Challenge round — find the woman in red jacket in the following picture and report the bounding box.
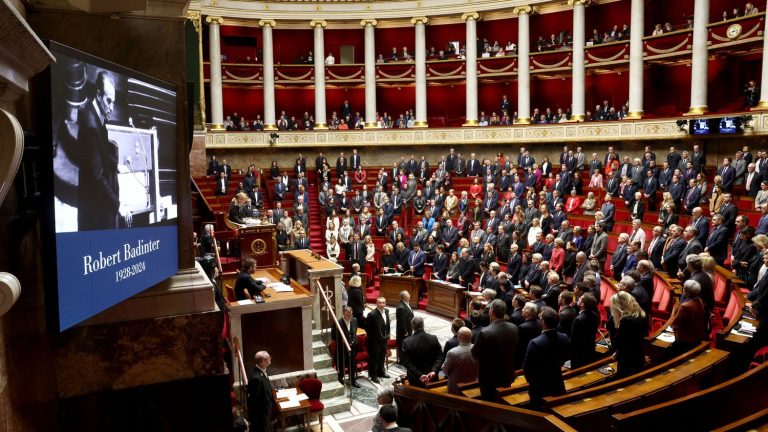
[550,237,565,274]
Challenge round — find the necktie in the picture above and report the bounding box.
[648,237,657,254]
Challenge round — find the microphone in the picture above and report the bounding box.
[128,116,151,207]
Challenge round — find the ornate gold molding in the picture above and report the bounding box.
[567,0,592,6]
[512,5,538,16]
[205,16,223,25]
[310,19,327,28]
[461,12,480,21]
[360,19,378,27]
[187,10,202,33]
[259,19,276,27]
[411,16,429,25]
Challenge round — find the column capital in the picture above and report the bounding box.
[360,19,378,27]
[461,12,480,21]
[512,5,538,16]
[258,19,276,28]
[411,16,429,25]
[187,11,202,33]
[567,0,592,6]
[205,16,223,25]
[310,20,327,28]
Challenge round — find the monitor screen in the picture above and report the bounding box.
[46,42,179,330]
[689,119,712,135]
[718,116,741,134]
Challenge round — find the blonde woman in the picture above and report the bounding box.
[610,291,648,378]
[527,217,543,246]
[698,253,716,284]
[326,233,340,262]
[291,221,305,243]
[365,235,376,266]
[325,221,338,244]
[381,243,397,273]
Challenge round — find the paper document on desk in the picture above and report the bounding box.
[656,332,676,343]
[255,277,271,284]
[289,393,309,402]
[276,388,297,399]
[267,282,294,293]
[235,300,254,306]
[279,400,301,409]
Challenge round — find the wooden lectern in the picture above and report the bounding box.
[379,274,422,307]
[238,224,279,269]
[425,279,467,318]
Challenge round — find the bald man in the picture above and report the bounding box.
[440,327,478,395]
[247,351,275,431]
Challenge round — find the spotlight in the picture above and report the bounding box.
[675,119,687,132]
[269,132,279,145]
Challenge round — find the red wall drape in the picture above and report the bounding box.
[376,27,416,58]
[272,29,314,64]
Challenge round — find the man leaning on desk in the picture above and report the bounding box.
[235,258,266,300]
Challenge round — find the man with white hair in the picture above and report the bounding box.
[619,275,651,317]
[516,302,542,369]
[400,316,442,387]
[669,280,707,354]
[610,233,630,276]
[247,351,275,430]
[636,260,655,299]
[542,272,562,310]
[628,219,646,250]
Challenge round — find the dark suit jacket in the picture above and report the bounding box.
[471,320,520,397]
[331,317,358,358]
[77,102,120,230]
[366,307,391,345]
[706,226,729,264]
[677,239,703,273]
[558,305,578,337]
[396,301,415,342]
[516,319,542,368]
[247,366,275,424]
[401,330,442,386]
[523,330,569,406]
[234,270,264,300]
[613,316,648,376]
[570,310,600,368]
[662,237,686,276]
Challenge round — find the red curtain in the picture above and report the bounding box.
[273,29,314,64]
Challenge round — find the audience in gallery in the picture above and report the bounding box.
[208,140,768,406]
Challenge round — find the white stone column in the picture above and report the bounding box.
[569,1,587,121]
[757,0,768,108]
[259,19,277,130]
[206,16,224,130]
[686,0,709,115]
[361,19,378,128]
[513,6,534,124]
[311,20,328,129]
[462,12,480,126]
[412,16,429,127]
[627,0,645,118]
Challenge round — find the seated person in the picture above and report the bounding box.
[234,258,265,300]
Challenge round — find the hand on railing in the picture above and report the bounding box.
[315,280,352,353]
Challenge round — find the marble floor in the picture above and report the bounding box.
[329,306,455,432]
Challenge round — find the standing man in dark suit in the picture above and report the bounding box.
[400,316,442,387]
[432,245,449,280]
[690,207,710,246]
[717,193,738,236]
[705,214,729,266]
[408,243,426,277]
[77,71,123,230]
[643,169,659,211]
[367,297,391,383]
[676,226,703,278]
[247,351,275,431]
[718,158,735,192]
[350,148,361,171]
[336,152,348,177]
[523,307,569,408]
[207,155,219,175]
[471,299,519,401]
[332,307,361,387]
[395,291,415,361]
[646,225,666,269]
[600,195,616,232]
[570,293,600,368]
[662,225,686,276]
[691,144,706,173]
[745,163,762,197]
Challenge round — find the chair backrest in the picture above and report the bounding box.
[723,290,740,322]
[299,378,323,400]
[224,284,236,302]
[713,274,728,305]
[652,276,664,306]
[656,287,672,313]
[356,333,367,352]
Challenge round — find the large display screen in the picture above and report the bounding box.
[47,42,178,330]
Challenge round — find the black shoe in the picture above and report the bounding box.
[370,377,381,384]
[381,373,391,379]
[351,381,361,388]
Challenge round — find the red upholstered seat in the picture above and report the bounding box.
[298,378,325,431]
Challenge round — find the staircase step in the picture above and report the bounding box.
[322,395,352,416]
[314,353,333,369]
[319,379,346,399]
[315,366,339,384]
[313,340,329,356]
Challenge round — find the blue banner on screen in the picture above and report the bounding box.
[56,226,178,330]
[47,42,179,331]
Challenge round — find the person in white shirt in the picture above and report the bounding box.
[628,219,646,250]
[325,53,336,65]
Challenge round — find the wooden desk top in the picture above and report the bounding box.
[227,268,311,315]
[283,249,342,271]
[501,361,617,406]
[551,348,729,418]
[275,388,311,414]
